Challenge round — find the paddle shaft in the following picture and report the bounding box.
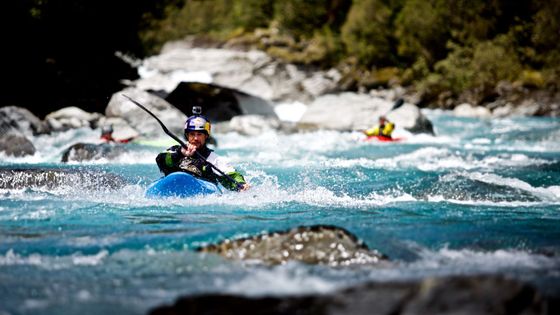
[122,94,242,189]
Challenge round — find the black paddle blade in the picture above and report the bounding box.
[393,98,405,110]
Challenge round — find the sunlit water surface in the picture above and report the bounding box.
[1,110,559,315]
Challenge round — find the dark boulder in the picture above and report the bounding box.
[61,143,130,163]
[150,275,555,315]
[0,107,40,157]
[164,82,277,122]
[197,225,387,266]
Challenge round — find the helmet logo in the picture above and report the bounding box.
[190,117,206,129]
[185,116,211,136]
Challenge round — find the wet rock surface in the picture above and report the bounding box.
[0,133,36,157]
[0,106,46,157]
[60,143,130,163]
[150,275,557,315]
[196,225,387,266]
[0,168,127,190]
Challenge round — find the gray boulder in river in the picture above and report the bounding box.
[0,168,127,190]
[60,143,130,163]
[0,106,48,157]
[197,225,387,266]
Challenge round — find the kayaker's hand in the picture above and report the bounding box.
[181,143,197,157]
[239,183,250,191]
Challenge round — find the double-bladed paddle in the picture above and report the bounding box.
[383,98,405,116]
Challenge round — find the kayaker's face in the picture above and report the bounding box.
[187,131,207,148]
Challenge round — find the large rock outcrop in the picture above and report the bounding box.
[133,40,340,104]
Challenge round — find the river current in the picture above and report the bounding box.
[1,110,559,315]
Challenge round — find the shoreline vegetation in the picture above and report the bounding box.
[4,0,560,117]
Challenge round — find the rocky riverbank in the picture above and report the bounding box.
[1,39,558,159]
[1,40,437,159]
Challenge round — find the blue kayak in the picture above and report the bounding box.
[145,172,220,198]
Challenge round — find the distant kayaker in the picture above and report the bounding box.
[100,124,135,143]
[363,116,395,139]
[155,115,249,191]
[100,125,115,142]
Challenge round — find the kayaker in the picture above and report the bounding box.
[100,124,135,143]
[100,125,115,142]
[363,116,395,139]
[155,115,249,191]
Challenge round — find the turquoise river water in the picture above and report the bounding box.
[1,110,559,314]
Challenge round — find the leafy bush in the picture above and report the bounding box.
[341,0,394,67]
[395,0,450,65]
[416,35,523,103]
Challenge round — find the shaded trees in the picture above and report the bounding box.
[4,0,559,114]
[1,0,177,116]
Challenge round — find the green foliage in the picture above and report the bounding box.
[274,0,343,39]
[529,0,560,85]
[232,0,275,31]
[140,0,236,52]
[341,0,394,66]
[419,34,522,102]
[446,0,500,44]
[311,26,345,66]
[395,0,450,64]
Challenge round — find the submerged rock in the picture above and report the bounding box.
[60,143,130,163]
[0,168,127,190]
[150,275,553,315]
[197,225,387,266]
